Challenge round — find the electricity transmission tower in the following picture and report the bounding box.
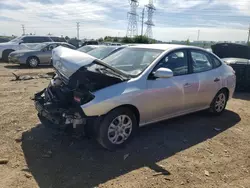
[126,0,139,37]
[145,0,155,39]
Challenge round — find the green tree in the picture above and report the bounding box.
[113,37,118,42]
[65,36,70,40]
[186,39,190,45]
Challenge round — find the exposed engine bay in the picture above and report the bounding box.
[33,61,126,130]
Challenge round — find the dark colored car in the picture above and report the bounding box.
[81,40,98,46]
[211,43,250,59]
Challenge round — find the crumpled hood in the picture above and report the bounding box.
[52,46,102,78]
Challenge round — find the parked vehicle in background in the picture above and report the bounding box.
[34,44,236,150]
[211,43,250,59]
[0,35,68,62]
[8,42,75,67]
[68,38,82,48]
[81,40,98,46]
[222,58,250,91]
[0,37,11,43]
[87,45,125,59]
[49,36,67,43]
[77,45,100,53]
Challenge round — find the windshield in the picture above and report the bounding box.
[78,46,95,53]
[9,36,22,43]
[102,48,163,76]
[32,43,48,50]
[87,46,118,59]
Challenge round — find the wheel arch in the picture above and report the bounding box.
[218,87,229,100]
[108,104,140,125]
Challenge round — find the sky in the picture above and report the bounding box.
[0,0,250,42]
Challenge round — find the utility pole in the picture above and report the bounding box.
[141,7,145,36]
[21,24,25,35]
[247,24,250,45]
[76,22,80,39]
[197,29,200,41]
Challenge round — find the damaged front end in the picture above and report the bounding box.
[33,46,128,132]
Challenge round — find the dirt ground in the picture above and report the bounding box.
[0,62,249,188]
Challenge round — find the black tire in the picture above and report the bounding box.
[209,89,228,115]
[96,107,138,151]
[27,56,39,68]
[2,49,14,62]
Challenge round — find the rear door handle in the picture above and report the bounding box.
[184,83,192,88]
[214,78,220,82]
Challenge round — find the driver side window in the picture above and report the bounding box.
[154,50,188,76]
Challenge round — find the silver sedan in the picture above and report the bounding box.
[8,42,75,67]
[34,44,236,150]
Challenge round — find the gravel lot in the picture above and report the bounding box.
[0,62,249,188]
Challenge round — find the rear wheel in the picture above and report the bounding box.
[209,90,228,115]
[27,57,39,68]
[97,107,138,150]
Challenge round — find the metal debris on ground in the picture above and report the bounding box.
[0,158,9,164]
[205,170,210,176]
[11,72,52,81]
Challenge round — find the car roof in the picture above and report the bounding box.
[128,44,204,51]
[42,42,71,45]
[21,35,52,38]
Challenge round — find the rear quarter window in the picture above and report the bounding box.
[211,55,222,68]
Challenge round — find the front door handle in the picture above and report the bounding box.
[184,83,192,88]
[214,78,220,82]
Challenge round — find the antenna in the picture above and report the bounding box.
[145,0,156,39]
[126,0,139,37]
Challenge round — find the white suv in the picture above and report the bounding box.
[0,35,65,61]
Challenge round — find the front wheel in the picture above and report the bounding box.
[209,90,228,115]
[97,107,138,151]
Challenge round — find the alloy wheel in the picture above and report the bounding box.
[107,115,133,145]
[215,93,226,112]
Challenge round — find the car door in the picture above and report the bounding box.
[40,44,58,64]
[145,49,194,123]
[188,49,222,110]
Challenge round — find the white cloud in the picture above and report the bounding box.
[0,0,249,41]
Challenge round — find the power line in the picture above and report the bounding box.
[76,22,80,39]
[126,0,139,37]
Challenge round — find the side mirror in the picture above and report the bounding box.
[19,40,23,44]
[153,68,173,78]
